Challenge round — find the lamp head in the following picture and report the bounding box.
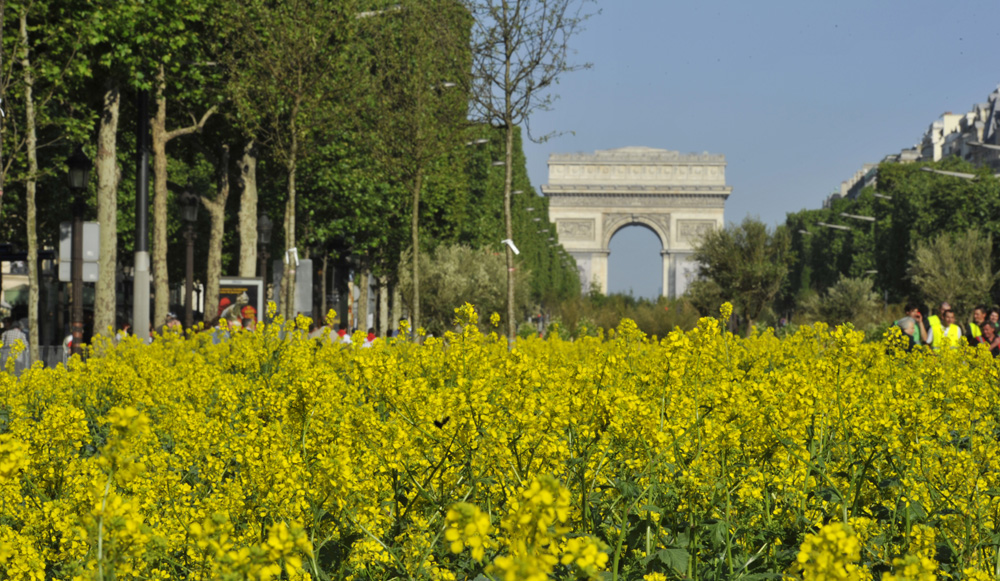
[258,214,273,245]
[66,147,91,191]
[180,188,199,224]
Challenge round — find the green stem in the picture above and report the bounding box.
[97,476,112,580]
[725,451,733,577]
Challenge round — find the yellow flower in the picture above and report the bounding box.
[794,523,863,580]
[444,502,494,561]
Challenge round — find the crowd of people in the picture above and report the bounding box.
[101,299,386,350]
[896,301,1000,355]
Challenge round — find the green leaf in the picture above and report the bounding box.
[656,548,690,574]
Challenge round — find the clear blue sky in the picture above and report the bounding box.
[523,0,1000,299]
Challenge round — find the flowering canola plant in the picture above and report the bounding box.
[2,302,1000,580]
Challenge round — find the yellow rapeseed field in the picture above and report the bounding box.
[2,303,1000,580]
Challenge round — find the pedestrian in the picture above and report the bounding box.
[164,312,182,332]
[972,321,1000,356]
[116,321,131,342]
[930,308,962,350]
[896,316,917,352]
[63,335,72,357]
[335,324,352,345]
[967,304,988,344]
[362,327,377,348]
[927,301,950,348]
[899,304,928,346]
[1,318,28,366]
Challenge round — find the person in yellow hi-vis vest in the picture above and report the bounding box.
[930,308,962,350]
[927,301,949,348]
[968,305,987,344]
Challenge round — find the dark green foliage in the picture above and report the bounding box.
[0,0,579,339]
[694,217,793,334]
[786,158,1000,315]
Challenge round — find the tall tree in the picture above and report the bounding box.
[87,1,128,339]
[12,0,95,359]
[84,0,224,335]
[465,0,594,342]
[93,83,118,337]
[694,217,793,336]
[0,0,6,221]
[149,62,216,327]
[362,0,469,335]
[223,0,359,320]
[17,7,37,359]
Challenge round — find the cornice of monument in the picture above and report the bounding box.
[541,184,733,195]
[548,147,727,165]
[546,193,729,208]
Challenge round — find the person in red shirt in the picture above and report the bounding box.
[972,321,1000,357]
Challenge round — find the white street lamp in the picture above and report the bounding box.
[839,212,875,222]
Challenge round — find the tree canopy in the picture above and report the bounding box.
[0,0,581,343]
[693,216,793,335]
[785,157,1000,317]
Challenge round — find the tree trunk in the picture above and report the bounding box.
[237,140,258,277]
[504,122,516,344]
[281,102,300,321]
[391,282,401,334]
[201,145,230,323]
[0,0,7,223]
[410,169,423,335]
[94,84,120,338]
[19,10,37,364]
[150,64,216,328]
[378,276,388,338]
[150,66,170,328]
[358,265,369,332]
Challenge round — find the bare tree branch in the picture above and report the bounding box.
[165,105,217,142]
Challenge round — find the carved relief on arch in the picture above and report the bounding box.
[676,220,716,243]
[556,219,595,241]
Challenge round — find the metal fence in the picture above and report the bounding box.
[0,346,67,375]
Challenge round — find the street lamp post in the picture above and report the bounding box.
[180,188,199,328]
[67,147,91,357]
[258,214,273,301]
[134,90,151,342]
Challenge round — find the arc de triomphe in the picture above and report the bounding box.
[542,147,731,298]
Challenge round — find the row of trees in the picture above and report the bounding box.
[689,157,1000,335]
[0,0,592,357]
[786,158,1000,316]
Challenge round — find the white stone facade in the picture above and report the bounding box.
[542,147,731,298]
[917,86,1000,169]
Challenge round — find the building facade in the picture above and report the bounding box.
[830,86,1000,207]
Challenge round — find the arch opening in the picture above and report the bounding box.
[606,224,664,299]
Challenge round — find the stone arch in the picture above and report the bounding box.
[601,213,671,252]
[542,147,731,298]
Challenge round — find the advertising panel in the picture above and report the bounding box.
[217,277,264,322]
